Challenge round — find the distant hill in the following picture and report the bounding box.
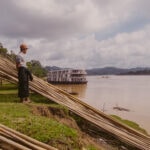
[86,67,150,75]
[45,66,62,71]
[45,66,150,75]
[119,69,150,75]
[86,67,126,75]
[45,66,71,71]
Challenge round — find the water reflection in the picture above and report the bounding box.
[53,84,87,98]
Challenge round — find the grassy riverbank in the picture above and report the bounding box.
[0,82,103,149]
[111,115,148,135]
[0,82,148,149]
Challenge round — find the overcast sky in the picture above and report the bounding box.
[0,0,150,69]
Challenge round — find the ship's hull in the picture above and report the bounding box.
[48,81,88,84]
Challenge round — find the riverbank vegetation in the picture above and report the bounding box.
[0,81,148,149]
[111,115,148,135]
[0,82,104,150]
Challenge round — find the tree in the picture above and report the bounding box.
[27,60,47,77]
[0,43,3,48]
[0,47,8,56]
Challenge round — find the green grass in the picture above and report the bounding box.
[0,89,17,94]
[0,82,17,90]
[0,103,78,145]
[0,93,19,102]
[0,82,54,103]
[111,115,148,135]
[0,82,83,149]
[86,145,97,150]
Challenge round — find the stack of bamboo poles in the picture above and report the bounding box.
[0,55,150,150]
[0,124,57,150]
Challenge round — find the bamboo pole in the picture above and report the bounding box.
[0,135,32,150]
[0,124,57,150]
[0,129,46,150]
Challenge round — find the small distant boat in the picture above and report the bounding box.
[102,76,109,78]
[113,106,130,112]
[47,69,88,84]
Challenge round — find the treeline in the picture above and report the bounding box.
[0,43,16,61]
[27,60,47,77]
[0,43,47,78]
[119,70,150,75]
[86,67,150,75]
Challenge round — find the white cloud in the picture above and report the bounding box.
[0,0,150,68]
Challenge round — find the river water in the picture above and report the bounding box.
[54,75,150,134]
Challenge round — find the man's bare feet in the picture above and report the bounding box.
[23,98,31,103]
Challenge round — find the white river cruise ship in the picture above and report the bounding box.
[47,69,87,84]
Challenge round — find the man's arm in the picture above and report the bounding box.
[16,62,21,70]
[25,68,33,81]
[16,55,22,70]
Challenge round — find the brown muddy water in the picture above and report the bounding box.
[53,75,150,134]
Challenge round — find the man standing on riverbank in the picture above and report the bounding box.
[16,43,33,103]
